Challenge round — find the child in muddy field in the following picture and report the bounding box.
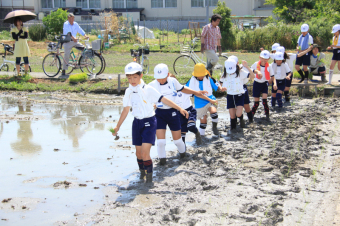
[276,46,295,102]
[250,50,271,120]
[270,52,291,109]
[220,59,255,131]
[149,63,211,166]
[227,55,254,123]
[168,73,218,146]
[187,63,225,136]
[111,62,188,183]
[295,24,313,83]
[326,24,340,85]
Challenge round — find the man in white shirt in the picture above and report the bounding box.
[61,13,88,76]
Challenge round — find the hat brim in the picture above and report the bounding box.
[226,68,236,74]
[125,70,142,75]
[192,69,210,77]
[275,58,284,61]
[154,73,168,79]
[301,29,308,32]
[332,30,337,33]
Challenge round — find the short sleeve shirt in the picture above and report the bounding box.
[251,62,271,83]
[333,36,340,49]
[201,24,222,51]
[220,69,249,95]
[270,63,291,80]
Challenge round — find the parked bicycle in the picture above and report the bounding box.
[173,37,228,77]
[130,44,150,75]
[42,34,104,77]
[0,43,31,75]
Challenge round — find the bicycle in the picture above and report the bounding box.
[130,43,150,75]
[42,34,104,77]
[0,43,32,75]
[173,37,228,77]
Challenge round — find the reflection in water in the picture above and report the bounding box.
[10,103,41,155]
[0,123,3,139]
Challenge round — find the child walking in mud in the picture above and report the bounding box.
[111,62,188,183]
[169,74,218,145]
[276,46,295,102]
[187,63,225,136]
[295,24,313,83]
[220,59,254,130]
[270,52,291,109]
[227,55,254,123]
[250,50,271,120]
[326,24,340,85]
[149,64,211,166]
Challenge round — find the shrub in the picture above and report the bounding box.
[69,73,88,83]
[180,29,191,35]
[0,30,11,40]
[42,9,68,35]
[29,24,47,41]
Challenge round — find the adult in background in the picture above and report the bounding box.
[11,17,30,76]
[298,44,326,82]
[62,13,88,76]
[201,14,222,76]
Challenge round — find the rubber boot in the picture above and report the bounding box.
[139,169,146,180]
[159,158,166,165]
[195,131,202,145]
[321,74,327,82]
[146,172,153,183]
[266,113,270,121]
[247,112,253,123]
[180,152,186,158]
[212,122,219,135]
[239,116,246,128]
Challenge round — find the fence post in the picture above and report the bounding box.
[118,74,121,93]
[177,19,179,43]
[167,20,168,44]
[144,19,146,44]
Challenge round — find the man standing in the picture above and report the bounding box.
[201,14,222,76]
[61,13,88,76]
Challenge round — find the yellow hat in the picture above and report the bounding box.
[192,63,210,77]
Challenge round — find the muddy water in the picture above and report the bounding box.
[0,94,193,225]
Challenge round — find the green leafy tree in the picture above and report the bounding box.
[212,1,233,49]
[42,9,68,35]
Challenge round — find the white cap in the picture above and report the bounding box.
[224,59,237,74]
[260,50,270,59]
[154,63,169,79]
[301,24,309,32]
[276,46,285,53]
[228,55,238,64]
[272,43,280,51]
[332,24,340,33]
[125,62,143,74]
[274,52,284,61]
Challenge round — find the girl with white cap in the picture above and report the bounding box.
[276,46,295,102]
[149,63,212,165]
[326,24,340,85]
[220,59,255,130]
[295,23,313,83]
[270,52,292,109]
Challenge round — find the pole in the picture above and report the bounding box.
[144,19,145,45]
[206,0,209,24]
[167,20,168,44]
[118,74,121,93]
[177,19,179,43]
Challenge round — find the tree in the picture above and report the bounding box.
[213,1,233,49]
[42,9,68,35]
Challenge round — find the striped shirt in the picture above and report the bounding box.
[201,23,221,51]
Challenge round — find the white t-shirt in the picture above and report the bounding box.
[270,62,291,80]
[240,64,250,84]
[176,91,192,110]
[123,84,162,119]
[286,53,297,71]
[332,36,340,49]
[220,69,249,95]
[251,62,271,83]
[149,77,184,109]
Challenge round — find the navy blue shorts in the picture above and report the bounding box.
[155,108,181,131]
[180,106,197,133]
[243,85,250,105]
[132,116,157,146]
[285,77,292,88]
[310,66,326,74]
[332,49,340,61]
[295,53,310,66]
[253,81,269,98]
[272,79,286,93]
[227,94,245,109]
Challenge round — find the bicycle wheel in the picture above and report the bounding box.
[0,63,9,72]
[79,52,103,75]
[173,55,196,76]
[214,55,228,77]
[59,53,75,75]
[19,63,32,72]
[97,54,106,75]
[142,56,149,75]
[42,53,61,77]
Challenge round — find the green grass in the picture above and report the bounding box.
[69,73,87,83]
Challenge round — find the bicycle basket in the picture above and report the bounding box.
[180,43,191,54]
[4,44,13,53]
[47,42,57,52]
[130,49,138,57]
[144,49,150,55]
[91,39,101,51]
[59,33,72,43]
[84,49,94,58]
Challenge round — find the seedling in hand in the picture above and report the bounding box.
[108,127,120,140]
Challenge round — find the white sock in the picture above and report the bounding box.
[173,138,186,153]
[199,128,205,136]
[157,139,166,158]
[328,70,334,84]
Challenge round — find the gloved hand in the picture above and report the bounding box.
[201,43,205,53]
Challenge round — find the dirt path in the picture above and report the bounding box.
[58,98,340,226]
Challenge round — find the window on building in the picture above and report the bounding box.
[89,0,101,8]
[191,0,218,7]
[42,0,65,8]
[152,0,177,8]
[76,0,100,8]
[113,0,138,8]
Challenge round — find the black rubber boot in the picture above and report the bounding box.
[139,169,146,180]
[159,158,166,165]
[195,131,202,145]
[146,172,153,183]
[212,122,219,135]
[61,70,66,76]
[247,112,253,123]
[266,113,270,121]
[180,152,187,158]
[238,115,245,128]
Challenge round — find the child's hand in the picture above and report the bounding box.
[210,100,218,105]
[296,47,300,51]
[273,85,278,90]
[286,76,291,80]
[242,60,248,67]
[327,46,332,50]
[257,72,263,79]
[112,127,119,136]
[199,90,208,95]
[179,108,189,119]
[153,104,156,109]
